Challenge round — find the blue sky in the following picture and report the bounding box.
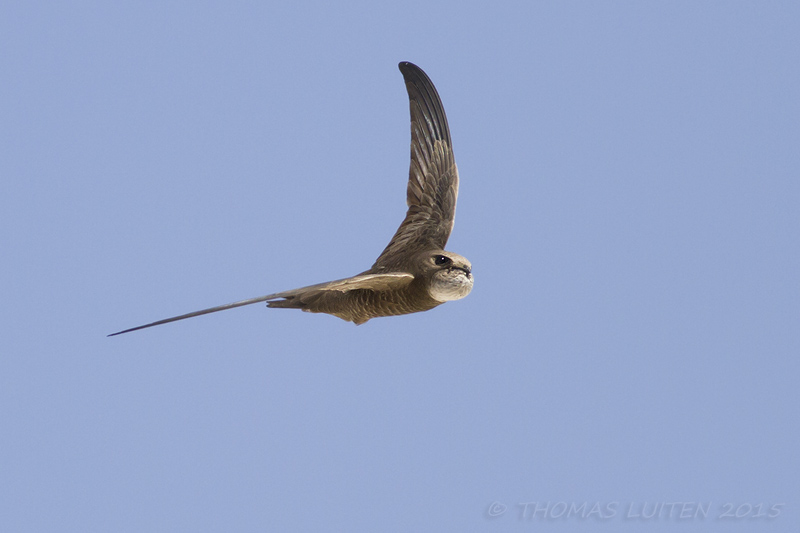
[2,2,798,531]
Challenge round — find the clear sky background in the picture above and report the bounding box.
[2,2,798,532]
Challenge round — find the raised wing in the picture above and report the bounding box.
[107,273,414,336]
[372,62,459,270]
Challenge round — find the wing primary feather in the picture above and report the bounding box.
[107,292,285,336]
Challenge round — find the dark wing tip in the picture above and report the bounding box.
[398,61,433,90]
[397,62,451,148]
[107,326,147,337]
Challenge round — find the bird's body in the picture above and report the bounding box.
[266,249,472,325]
[267,271,440,325]
[109,62,472,336]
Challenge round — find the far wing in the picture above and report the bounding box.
[373,62,459,269]
[108,273,414,336]
[108,291,295,336]
[308,272,415,293]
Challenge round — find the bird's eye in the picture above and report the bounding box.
[434,255,450,265]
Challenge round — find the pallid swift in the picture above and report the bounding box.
[110,62,472,336]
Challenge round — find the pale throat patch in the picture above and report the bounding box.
[429,270,473,302]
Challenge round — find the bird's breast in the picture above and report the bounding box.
[428,270,473,302]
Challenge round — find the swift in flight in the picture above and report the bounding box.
[109,62,472,336]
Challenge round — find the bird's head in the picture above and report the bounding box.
[417,250,473,302]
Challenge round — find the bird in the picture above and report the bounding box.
[109,61,472,336]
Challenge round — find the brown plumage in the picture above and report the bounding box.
[109,62,472,336]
